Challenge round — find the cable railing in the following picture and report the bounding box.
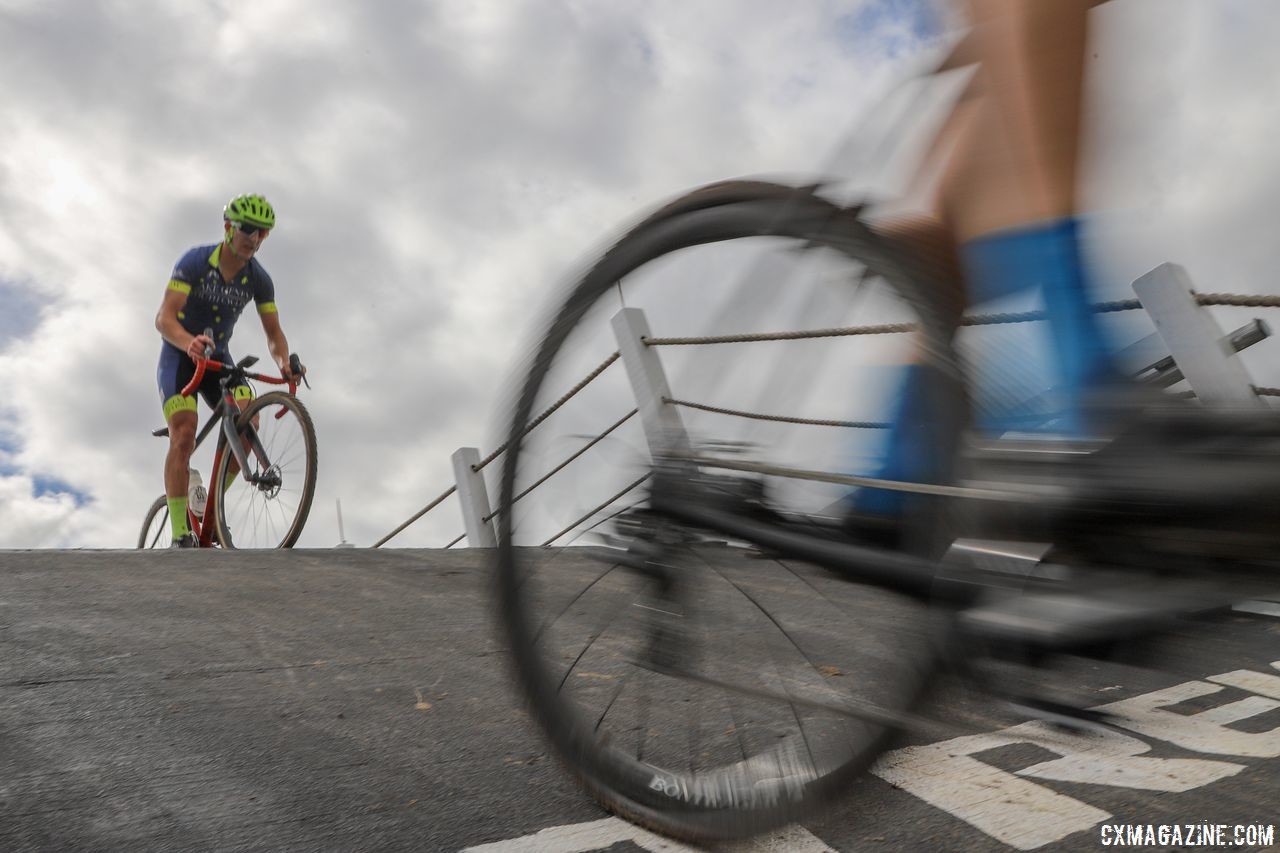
[371,485,458,549]
[471,351,622,474]
[539,473,651,548]
[372,262,1279,550]
[664,399,888,430]
[374,351,628,548]
[483,409,638,524]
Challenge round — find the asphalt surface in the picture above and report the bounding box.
[1,547,1277,852]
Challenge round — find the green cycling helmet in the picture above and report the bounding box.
[223,193,276,229]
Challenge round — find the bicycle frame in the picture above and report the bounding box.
[179,354,299,547]
[648,465,945,602]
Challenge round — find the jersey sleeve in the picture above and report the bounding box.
[166,246,204,296]
[254,265,278,315]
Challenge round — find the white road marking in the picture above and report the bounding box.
[871,718,1243,850]
[1014,723,1239,791]
[1209,661,1280,699]
[1100,679,1280,758]
[475,662,1280,852]
[872,659,1280,849]
[461,816,835,853]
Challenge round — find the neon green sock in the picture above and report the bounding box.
[223,468,239,492]
[168,496,190,538]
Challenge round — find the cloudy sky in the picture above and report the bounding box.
[0,0,1276,549]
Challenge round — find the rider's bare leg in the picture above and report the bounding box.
[940,0,1100,239]
[164,410,197,538]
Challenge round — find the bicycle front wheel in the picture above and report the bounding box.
[138,495,172,548]
[495,181,962,841]
[213,391,318,549]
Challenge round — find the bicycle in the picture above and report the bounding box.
[492,182,1280,842]
[138,338,318,550]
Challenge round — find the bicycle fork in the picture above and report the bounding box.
[218,413,273,489]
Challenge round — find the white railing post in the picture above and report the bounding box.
[1132,263,1261,407]
[452,447,497,547]
[611,308,691,458]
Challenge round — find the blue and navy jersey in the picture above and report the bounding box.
[164,242,276,356]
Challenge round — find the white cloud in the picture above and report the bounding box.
[0,1,1276,549]
[0,473,78,546]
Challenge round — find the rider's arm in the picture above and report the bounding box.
[253,266,302,380]
[258,309,299,380]
[155,289,212,360]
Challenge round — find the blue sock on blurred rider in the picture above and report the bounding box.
[851,216,1116,519]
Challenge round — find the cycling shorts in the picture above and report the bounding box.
[157,343,252,421]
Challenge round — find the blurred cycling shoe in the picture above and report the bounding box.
[170,533,199,549]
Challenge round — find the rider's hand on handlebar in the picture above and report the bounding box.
[187,333,215,361]
[283,353,310,388]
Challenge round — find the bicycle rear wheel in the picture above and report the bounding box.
[138,495,172,549]
[212,391,318,549]
[495,181,963,840]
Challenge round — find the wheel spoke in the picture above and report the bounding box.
[139,499,172,549]
[216,394,315,548]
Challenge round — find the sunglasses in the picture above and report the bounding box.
[233,221,270,237]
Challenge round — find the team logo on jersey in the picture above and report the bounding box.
[193,275,253,310]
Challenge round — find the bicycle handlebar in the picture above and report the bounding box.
[179,348,307,398]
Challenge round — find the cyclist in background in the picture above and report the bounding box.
[154,193,303,548]
[852,0,1116,538]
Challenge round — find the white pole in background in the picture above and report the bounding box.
[336,499,355,548]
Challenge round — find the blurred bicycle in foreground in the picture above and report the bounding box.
[492,6,1280,843]
[493,177,1280,843]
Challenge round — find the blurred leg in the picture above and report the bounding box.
[941,0,1100,240]
[854,0,1112,517]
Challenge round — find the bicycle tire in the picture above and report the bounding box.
[138,494,172,549]
[495,180,963,841]
[212,391,318,549]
